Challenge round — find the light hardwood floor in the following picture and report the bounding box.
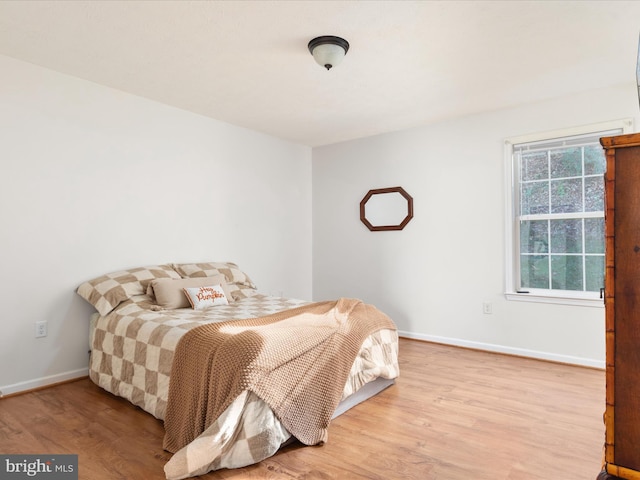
[0,339,605,479]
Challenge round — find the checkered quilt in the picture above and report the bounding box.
[89,294,399,479]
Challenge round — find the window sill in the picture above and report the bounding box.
[505,291,604,308]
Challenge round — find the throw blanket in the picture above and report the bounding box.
[163,298,396,453]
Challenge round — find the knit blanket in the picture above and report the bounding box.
[163,298,396,454]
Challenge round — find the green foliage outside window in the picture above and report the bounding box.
[518,144,605,293]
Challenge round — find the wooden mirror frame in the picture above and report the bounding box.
[359,186,414,231]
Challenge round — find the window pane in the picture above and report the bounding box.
[511,125,622,298]
[585,256,605,292]
[585,218,605,253]
[550,147,581,179]
[551,255,583,291]
[584,145,606,175]
[520,220,548,254]
[585,176,604,211]
[550,219,582,253]
[521,151,549,181]
[522,182,549,215]
[521,255,549,289]
[550,178,582,213]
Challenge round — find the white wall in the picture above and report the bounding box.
[313,83,640,368]
[0,55,312,394]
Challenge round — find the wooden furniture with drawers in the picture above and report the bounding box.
[599,132,640,480]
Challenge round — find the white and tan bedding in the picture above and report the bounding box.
[78,262,399,479]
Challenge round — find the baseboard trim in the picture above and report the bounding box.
[0,368,89,398]
[0,333,605,397]
[398,331,605,369]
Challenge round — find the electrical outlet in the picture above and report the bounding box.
[35,321,47,338]
[482,302,493,315]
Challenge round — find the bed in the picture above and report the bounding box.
[77,262,399,480]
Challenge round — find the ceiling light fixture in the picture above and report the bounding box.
[308,36,349,70]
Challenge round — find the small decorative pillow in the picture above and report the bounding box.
[147,275,233,309]
[77,264,181,316]
[183,284,230,310]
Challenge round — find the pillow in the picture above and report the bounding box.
[77,264,181,316]
[147,275,233,309]
[183,284,230,310]
[172,262,256,289]
[172,261,258,301]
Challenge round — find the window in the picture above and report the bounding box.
[505,120,632,306]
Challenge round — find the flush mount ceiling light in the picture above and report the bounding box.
[308,36,349,70]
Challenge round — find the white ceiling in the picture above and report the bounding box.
[1,1,640,147]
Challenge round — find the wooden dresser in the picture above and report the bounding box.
[599,132,640,480]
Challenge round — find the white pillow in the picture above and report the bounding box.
[183,284,230,310]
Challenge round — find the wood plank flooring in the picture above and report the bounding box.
[0,339,605,479]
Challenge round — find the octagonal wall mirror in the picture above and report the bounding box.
[360,186,414,231]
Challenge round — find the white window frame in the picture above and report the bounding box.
[504,119,633,307]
